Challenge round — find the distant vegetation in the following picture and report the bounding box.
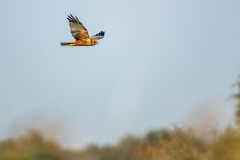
[1,77,240,160]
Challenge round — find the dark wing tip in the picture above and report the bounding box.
[94,31,105,37]
[66,14,81,24]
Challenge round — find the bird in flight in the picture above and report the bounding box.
[61,14,105,46]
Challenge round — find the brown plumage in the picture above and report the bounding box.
[61,14,105,46]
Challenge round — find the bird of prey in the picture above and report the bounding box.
[61,14,105,46]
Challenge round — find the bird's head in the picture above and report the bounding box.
[91,39,99,46]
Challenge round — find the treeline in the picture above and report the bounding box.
[1,77,240,160]
[0,129,170,160]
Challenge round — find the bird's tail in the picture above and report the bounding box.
[60,42,75,46]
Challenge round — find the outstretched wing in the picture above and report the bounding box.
[67,14,90,40]
[91,31,105,40]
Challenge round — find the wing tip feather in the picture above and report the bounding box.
[94,31,105,37]
[91,31,105,40]
[67,14,81,24]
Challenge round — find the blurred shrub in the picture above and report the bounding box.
[0,130,63,160]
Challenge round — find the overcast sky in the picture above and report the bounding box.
[0,0,240,148]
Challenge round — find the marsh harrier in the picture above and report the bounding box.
[61,14,105,46]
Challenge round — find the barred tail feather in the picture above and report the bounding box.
[60,42,74,46]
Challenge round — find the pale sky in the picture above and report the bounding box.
[0,0,240,148]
